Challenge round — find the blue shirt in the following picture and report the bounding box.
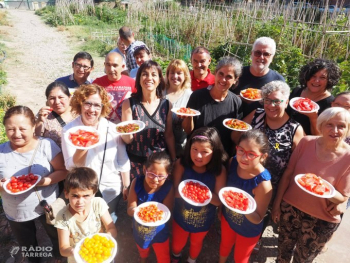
[133,176,172,248]
[173,166,217,233]
[223,157,271,238]
[55,74,92,89]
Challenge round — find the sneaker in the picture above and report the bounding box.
[171,254,181,263]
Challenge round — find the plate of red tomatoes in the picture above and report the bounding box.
[64,126,101,150]
[223,118,252,131]
[289,97,320,113]
[219,187,257,214]
[240,88,262,101]
[3,173,41,195]
[115,120,145,135]
[178,179,212,206]
[294,173,335,198]
[172,107,201,117]
[134,201,171,227]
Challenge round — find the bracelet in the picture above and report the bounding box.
[123,185,129,190]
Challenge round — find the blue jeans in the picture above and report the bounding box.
[108,194,122,224]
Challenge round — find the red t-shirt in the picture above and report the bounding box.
[190,69,215,91]
[93,75,136,123]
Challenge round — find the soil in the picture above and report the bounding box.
[0,8,340,263]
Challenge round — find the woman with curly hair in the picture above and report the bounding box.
[289,58,341,135]
[61,84,130,223]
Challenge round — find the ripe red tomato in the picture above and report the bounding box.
[222,190,249,211]
[293,98,316,111]
[69,129,100,148]
[182,181,210,204]
[6,173,39,194]
[297,173,330,196]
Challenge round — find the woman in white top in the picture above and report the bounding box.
[61,84,130,223]
[163,59,192,157]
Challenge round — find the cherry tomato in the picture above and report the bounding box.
[182,181,210,204]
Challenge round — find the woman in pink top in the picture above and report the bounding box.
[271,107,350,262]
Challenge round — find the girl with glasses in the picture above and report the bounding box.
[219,129,272,263]
[231,80,304,253]
[127,152,174,263]
[171,127,227,263]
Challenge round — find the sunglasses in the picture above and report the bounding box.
[253,50,273,58]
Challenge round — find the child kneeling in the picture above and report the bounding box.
[54,167,117,262]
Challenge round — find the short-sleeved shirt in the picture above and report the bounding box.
[190,69,215,92]
[288,86,334,135]
[283,136,350,223]
[231,66,285,117]
[0,137,61,222]
[125,41,147,70]
[93,75,136,124]
[56,74,92,89]
[187,86,242,155]
[54,197,109,263]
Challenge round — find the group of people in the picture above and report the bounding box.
[0,28,349,263]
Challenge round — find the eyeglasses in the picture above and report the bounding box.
[253,50,273,58]
[145,171,168,181]
[236,146,262,160]
[263,98,284,106]
[83,101,103,110]
[74,62,91,71]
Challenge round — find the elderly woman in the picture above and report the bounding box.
[182,56,243,156]
[271,107,350,262]
[121,60,176,179]
[163,59,192,157]
[61,84,130,223]
[0,106,68,263]
[35,81,75,147]
[289,58,341,135]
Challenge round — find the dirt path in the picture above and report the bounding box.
[0,8,348,263]
[1,9,104,114]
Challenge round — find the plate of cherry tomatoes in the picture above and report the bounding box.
[294,173,335,198]
[240,88,262,101]
[289,97,320,113]
[219,187,257,214]
[3,173,41,195]
[74,233,117,263]
[115,120,145,135]
[64,126,101,150]
[223,118,252,131]
[172,107,201,117]
[134,201,171,227]
[178,179,212,206]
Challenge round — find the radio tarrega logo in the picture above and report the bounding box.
[9,246,20,258]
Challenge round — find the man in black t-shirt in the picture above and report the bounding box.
[232,37,285,117]
[182,57,243,156]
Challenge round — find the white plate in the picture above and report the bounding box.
[115,120,145,135]
[289,97,320,113]
[294,174,335,198]
[107,93,114,103]
[178,179,212,207]
[219,187,257,214]
[3,174,41,195]
[223,118,252,131]
[171,107,201,117]
[240,89,262,102]
[64,126,101,150]
[73,233,117,263]
[134,201,171,227]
